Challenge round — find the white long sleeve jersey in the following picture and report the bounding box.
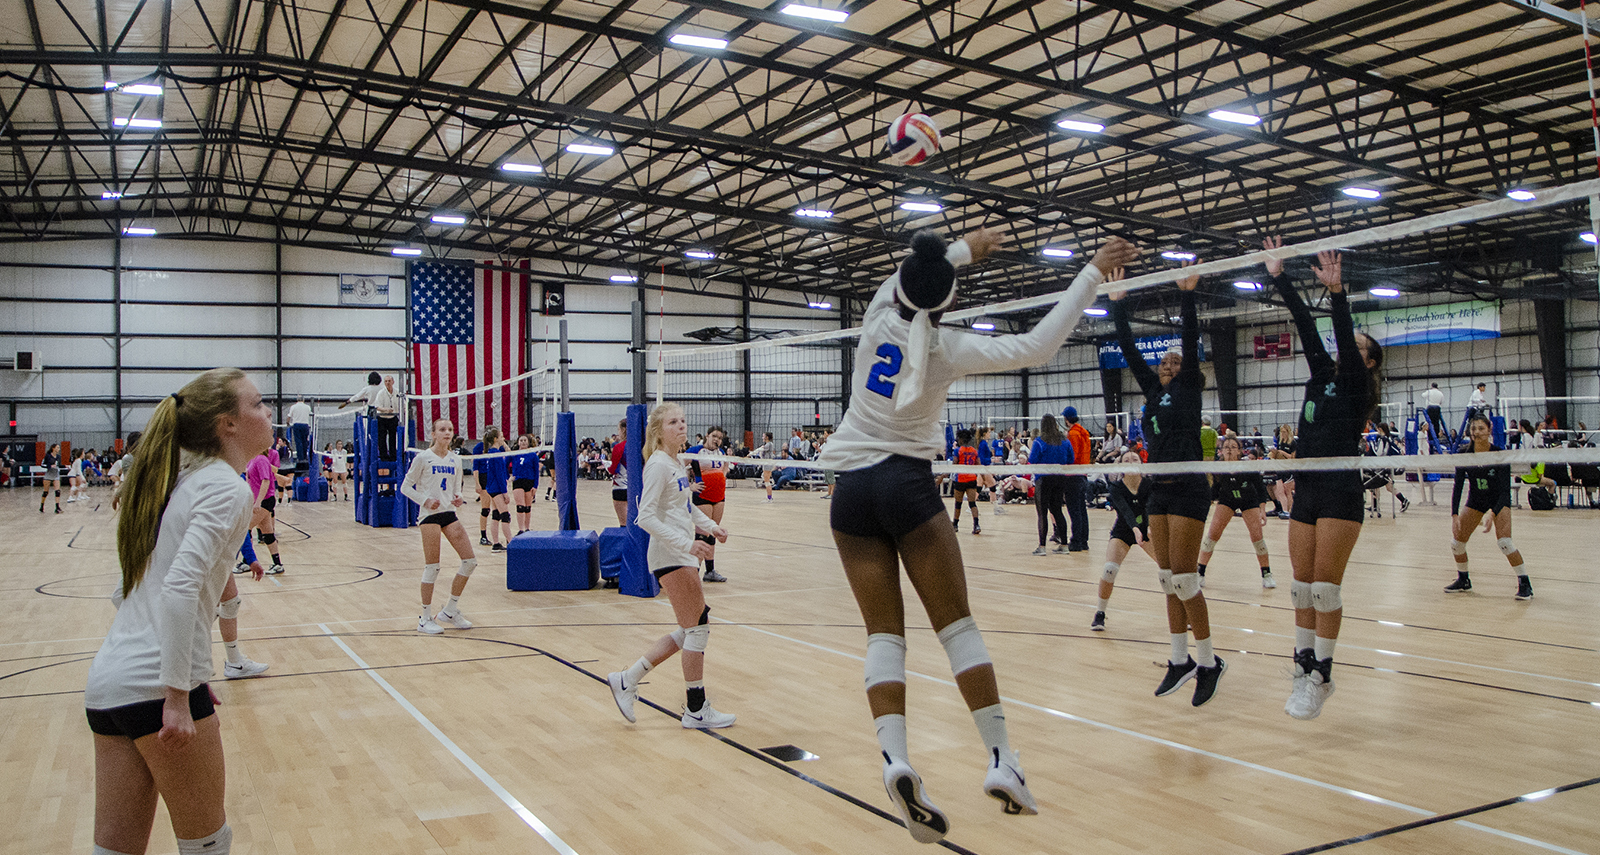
[819,242,1106,472]
[85,458,252,709]
[401,448,467,511]
[636,450,718,571]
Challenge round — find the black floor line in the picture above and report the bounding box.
[1280,775,1600,854]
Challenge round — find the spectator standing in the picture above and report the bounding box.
[1062,406,1092,551]
[1423,383,1446,438]
[1199,417,1218,462]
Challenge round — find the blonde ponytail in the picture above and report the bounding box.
[116,367,246,597]
[642,402,681,462]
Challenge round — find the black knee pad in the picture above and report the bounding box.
[698,605,711,626]
[481,507,491,518]
[55,489,61,497]
[517,504,530,513]
[261,532,276,545]
[496,510,511,522]
[695,533,715,545]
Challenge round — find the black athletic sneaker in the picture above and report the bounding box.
[1191,657,1227,707]
[1444,574,1472,593]
[1516,576,1533,601]
[971,522,981,535]
[491,543,506,553]
[1398,494,1410,513]
[1155,656,1199,696]
[1090,611,1106,632]
[479,534,490,546]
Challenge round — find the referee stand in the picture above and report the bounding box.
[353,412,417,528]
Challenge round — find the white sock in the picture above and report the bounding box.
[1096,597,1109,612]
[1169,634,1189,665]
[223,641,244,665]
[444,594,461,615]
[1196,636,1216,668]
[970,703,1012,758]
[420,603,433,619]
[1313,636,1336,662]
[875,713,908,761]
[176,823,231,855]
[624,656,653,687]
[1516,568,1529,578]
[1295,625,1315,652]
[93,846,138,855]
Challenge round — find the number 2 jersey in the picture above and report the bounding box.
[820,240,1106,473]
[400,448,467,510]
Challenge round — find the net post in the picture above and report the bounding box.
[631,300,647,405]
[558,318,570,414]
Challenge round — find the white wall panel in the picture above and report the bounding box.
[121,338,277,368]
[1,259,113,301]
[122,302,275,336]
[0,333,117,367]
[280,305,406,337]
[121,268,273,304]
[120,239,275,271]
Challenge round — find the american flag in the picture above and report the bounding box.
[410,259,529,444]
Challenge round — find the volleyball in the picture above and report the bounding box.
[885,112,941,166]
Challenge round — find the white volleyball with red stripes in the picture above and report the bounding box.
[885,112,941,166]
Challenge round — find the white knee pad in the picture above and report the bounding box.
[457,558,478,578]
[1253,538,1269,557]
[1199,536,1217,554]
[1290,580,1314,609]
[669,628,686,649]
[1311,581,1342,612]
[177,824,231,855]
[216,595,242,620]
[1157,568,1175,595]
[681,623,710,653]
[1170,572,1202,601]
[1450,539,1468,556]
[936,616,992,676]
[864,633,908,689]
[421,562,441,584]
[1101,562,1120,584]
[1497,537,1518,556]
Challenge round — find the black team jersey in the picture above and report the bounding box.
[1452,444,1512,514]
[1109,478,1152,530]
[1113,290,1201,465]
[1271,271,1369,460]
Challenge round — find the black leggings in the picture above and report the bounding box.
[1035,475,1068,547]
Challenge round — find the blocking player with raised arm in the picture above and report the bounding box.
[818,226,1138,843]
[1110,261,1227,707]
[1266,237,1384,720]
[399,419,479,634]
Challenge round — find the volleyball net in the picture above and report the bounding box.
[654,175,1600,474]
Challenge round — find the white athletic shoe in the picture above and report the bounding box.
[1285,671,1334,720]
[435,608,473,629]
[607,672,638,723]
[1261,571,1277,589]
[984,748,1038,816]
[993,505,1006,515]
[883,755,949,844]
[417,616,445,635]
[681,703,736,729]
[223,658,269,679]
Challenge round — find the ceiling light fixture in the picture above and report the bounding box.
[1161,250,1196,261]
[1083,307,1109,317]
[123,226,156,236]
[900,201,942,213]
[809,301,833,309]
[1208,109,1262,126]
[780,4,849,22]
[123,84,164,96]
[112,117,162,129]
[1041,247,1075,258]
[500,162,543,174]
[565,142,614,156]
[1233,281,1263,291]
[669,33,729,50]
[391,247,423,257]
[429,213,468,225]
[610,274,638,283]
[795,208,834,218]
[1056,118,1105,134]
[1506,189,1536,201]
[1369,287,1401,298]
[685,250,716,260]
[972,322,996,331]
[1583,233,1597,245]
[1342,187,1382,200]
[101,191,124,200]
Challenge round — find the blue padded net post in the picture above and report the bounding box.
[620,403,658,598]
[553,411,580,531]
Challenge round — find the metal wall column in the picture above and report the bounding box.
[113,236,123,437]
[1532,298,1569,427]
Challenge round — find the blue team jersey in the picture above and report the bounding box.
[509,451,538,481]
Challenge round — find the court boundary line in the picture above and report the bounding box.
[724,619,1592,855]
[317,624,580,855]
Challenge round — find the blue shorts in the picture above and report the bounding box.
[831,456,947,540]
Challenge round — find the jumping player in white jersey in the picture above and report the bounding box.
[818,226,1138,843]
[399,419,479,634]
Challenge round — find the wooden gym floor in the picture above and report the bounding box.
[2,476,1596,855]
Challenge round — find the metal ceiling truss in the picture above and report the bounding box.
[3,0,1596,319]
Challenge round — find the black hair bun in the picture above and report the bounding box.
[911,230,946,260]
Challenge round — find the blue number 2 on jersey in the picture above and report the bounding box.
[866,342,904,399]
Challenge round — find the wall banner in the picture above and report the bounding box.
[339,274,391,306]
[1098,334,1208,369]
[1316,299,1499,348]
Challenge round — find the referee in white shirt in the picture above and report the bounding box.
[340,372,403,459]
[1422,383,1446,438]
[287,395,314,466]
